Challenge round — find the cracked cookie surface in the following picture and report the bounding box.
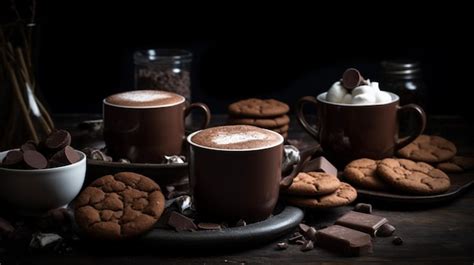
[284,172,340,196]
[397,135,457,163]
[228,98,289,118]
[74,172,165,240]
[377,158,450,195]
[285,182,357,209]
[344,158,388,190]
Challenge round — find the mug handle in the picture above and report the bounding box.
[296,96,320,139]
[280,144,322,188]
[395,104,427,150]
[184,103,211,130]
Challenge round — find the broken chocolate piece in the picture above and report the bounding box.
[295,239,306,245]
[299,223,310,233]
[335,211,388,237]
[23,150,48,169]
[45,130,71,150]
[276,242,288,250]
[305,227,317,241]
[167,211,197,232]
[1,150,24,168]
[376,223,396,237]
[197,222,221,230]
[316,225,373,256]
[392,236,403,245]
[300,240,314,252]
[302,156,338,177]
[342,68,364,90]
[288,233,304,243]
[354,203,372,214]
[235,219,247,227]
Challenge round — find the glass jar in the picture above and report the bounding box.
[379,60,427,110]
[134,49,192,102]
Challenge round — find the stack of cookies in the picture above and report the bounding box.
[283,172,357,209]
[227,98,290,139]
[397,134,474,173]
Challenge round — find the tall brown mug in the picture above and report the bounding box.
[186,125,311,222]
[103,90,211,163]
[296,92,426,167]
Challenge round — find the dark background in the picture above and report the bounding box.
[3,2,472,117]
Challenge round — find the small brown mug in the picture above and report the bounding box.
[187,126,313,222]
[296,92,426,166]
[103,90,211,163]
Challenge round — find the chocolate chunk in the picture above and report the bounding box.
[49,146,81,167]
[235,219,247,227]
[342,68,364,90]
[300,240,314,252]
[21,140,37,152]
[392,236,403,245]
[316,225,373,256]
[0,217,15,237]
[1,150,24,168]
[167,211,197,232]
[295,239,306,245]
[197,222,221,230]
[302,156,338,177]
[288,233,304,243]
[45,130,71,150]
[299,223,310,233]
[354,203,373,214]
[117,158,131,163]
[23,150,48,169]
[376,223,396,237]
[335,211,388,237]
[305,227,317,241]
[89,149,112,162]
[276,242,288,250]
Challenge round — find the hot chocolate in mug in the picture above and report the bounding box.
[296,92,426,166]
[103,90,210,163]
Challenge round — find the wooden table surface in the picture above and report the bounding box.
[1,115,473,265]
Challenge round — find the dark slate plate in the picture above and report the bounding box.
[356,173,474,204]
[137,206,304,249]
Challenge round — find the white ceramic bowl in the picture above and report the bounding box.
[0,149,86,214]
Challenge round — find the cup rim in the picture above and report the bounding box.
[317,92,399,106]
[103,90,185,109]
[0,149,86,173]
[187,127,284,152]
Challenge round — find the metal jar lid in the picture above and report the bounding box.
[381,60,421,75]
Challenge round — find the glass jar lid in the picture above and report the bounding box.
[381,60,421,75]
[134,49,192,65]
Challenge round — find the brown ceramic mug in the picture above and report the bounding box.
[296,92,426,167]
[187,125,303,222]
[103,90,210,163]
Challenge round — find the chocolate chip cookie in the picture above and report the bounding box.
[437,156,474,173]
[377,158,450,195]
[228,98,289,118]
[284,172,341,196]
[74,172,165,239]
[285,182,357,209]
[344,158,388,190]
[397,135,457,163]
